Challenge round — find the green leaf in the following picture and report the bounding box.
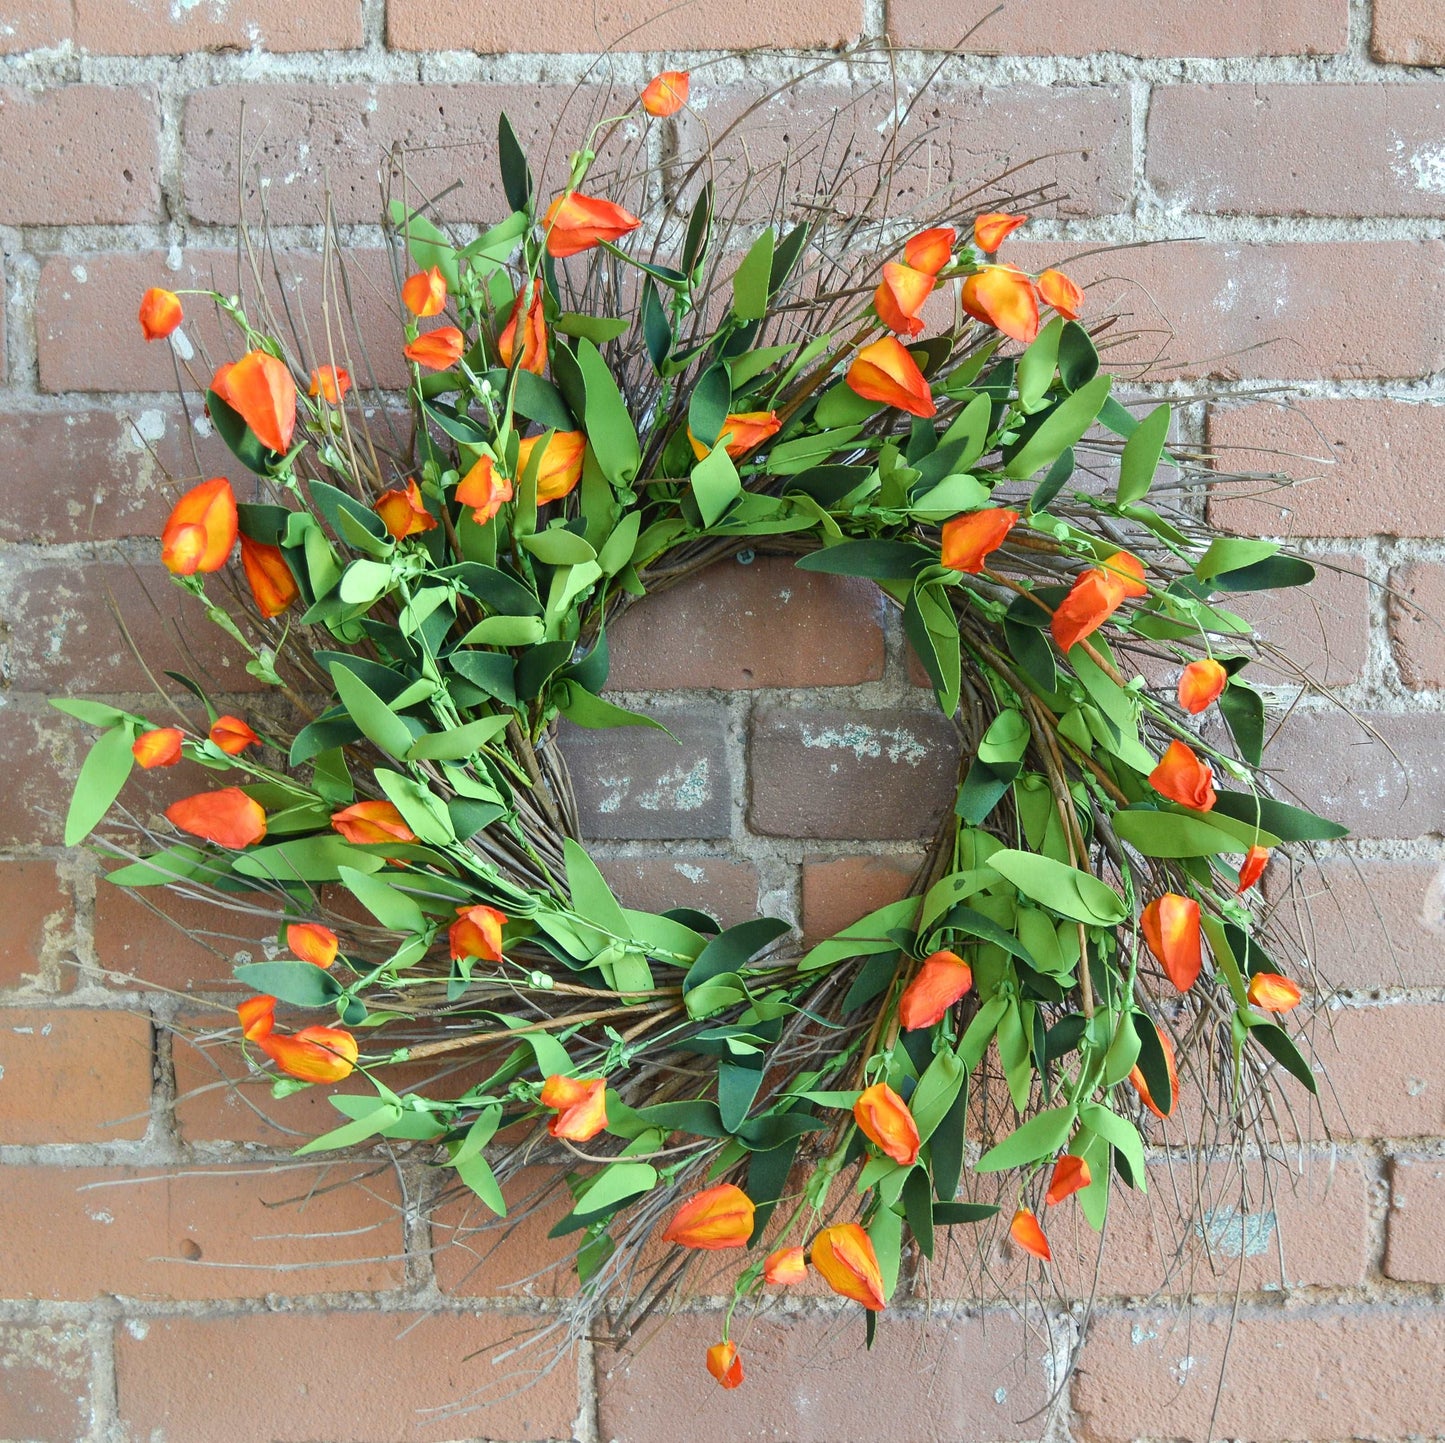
[64,724,136,846]
[574,338,640,486]
[985,849,1128,925]
[206,389,275,475]
[1078,1103,1148,1188]
[1131,1013,1174,1116]
[688,362,732,449]
[497,112,532,212]
[910,1046,965,1145]
[732,228,775,320]
[1057,322,1099,391]
[684,918,791,993]
[794,540,931,580]
[573,1161,658,1218]
[1112,808,1270,859]
[1210,791,1347,841]
[1117,403,1170,506]
[933,1201,1000,1225]
[1195,538,1279,582]
[388,200,460,291]
[1219,680,1265,767]
[232,835,387,883]
[330,662,415,759]
[234,961,344,1007]
[690,445,741,527]
[337,864,427,933]
[975,1105,1075,1172]
[1003,374,1111,480]
[556,313,629,344]
[799,896,919,972]
[554,681,675,734]
[563,836,630,937]
[1017,317,1063,411]
[903,581,961,718]
[295,1102,403,1155]
[1247,1020,1318,1093]
[520,528,597,566]
[406,716,511,761]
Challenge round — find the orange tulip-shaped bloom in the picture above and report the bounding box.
[662,1183,756,1250]
[1141,893,1203,992]
[1010,1206,1051,1261]
[1037,268,1084,321]
[706,1341,744,1390]
[237,993,276,1041]
[450,904,506,963]
[166,788,267,849]
[138,287,183,340]
[401,265,447,318]
[287,922,339,968]
[689,410,783,461]
[542,192,643,258]
[133,727,184,769]
[641,70,690,117]
[763,1245,807,1286]
[1248,972,1302,1013]
[209,715,259,756]
[161,476,238,576]
[308,364,352,404]
[1128,1022,1179,1120]
[1049,550,1147,654]
[225,350,297,454]
[973,211,1028,254]
[961,265,1041,345]
[904,226,955,276]
[1150,739,1217,812]
[211,362,236,407]
[403,327,466,370]
[330,799,417,846]
[1178,658,1228,715]
[261,1025,358,1084]
[1045,1155,1092,1207]
[811,1223,887,1311]
[1236,844,1269,894]
[375,478,438,540]
[845,336,936,418]
[941,508,1019,573]
[539,1074,608,1141]
[854,1081,921,1166]
[456,454,515,524]
[517,430,587,503]
[498,286,547,375]
[239,535,299,618]
[898,948,974,1031]
[1101,550,1149,598]
[874,261,934,337]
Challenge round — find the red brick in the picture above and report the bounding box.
[1075,1304,1445,1441]
[0,1322,90,1443]
[72,0,363,52]
[0,1,69,52]
[0,862,73,993]
[1235,551,1370,687]
[597,856,760,926]
[801,852,924,939]
[116,1310,575,1442]
[0,1007,152,1143]
[1388,560,1445,689]
[890,0,1346,56]
[1150,84,1445,217]
[1386,1153,1445,1282]
[0,86,162,225]
[1312,1003,1445,1138]
[0,700,89,847]
[1373,0,1445,63]
[0,1163,403,1300]
[609,556,885,691]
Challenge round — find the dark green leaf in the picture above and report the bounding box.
[1211,790,1347,841]
[794,540,932,580]
[1247,1021,1317,1093]
[1219,679,1265,767]
[234,960,343,1007]
[498,112,532,212]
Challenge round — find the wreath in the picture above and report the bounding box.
[62,69,1344,1397]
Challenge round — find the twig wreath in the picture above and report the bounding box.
[62,69,1344,1395]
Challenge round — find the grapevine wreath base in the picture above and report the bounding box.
[64,70,1347,1404]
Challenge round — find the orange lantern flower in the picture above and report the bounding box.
[542,192,643,258]
[1140,893,1203,992]
[287,922,339,969]
[689,410,782,461]
[845,336,936,418]
[810,1223,886,1311]
[517,430,586,503]
[239,535,299,619]
[1128,1021,1178,1120]
[499,286,547,375]
[763,1245,807,1286]
[450,904,506,963]
[853,1081,921,1166]
[160,476,238,576]
[1037,268,1084,321]
[641,70,690,117]
[401,266,447,318]
[1178,658,1228,715]
[208,715,259,756]
[904,226,955,276]
[375,478,438,540]
[1045,1155,1091,1207]
[941,509,1019,574]
[260,1025,358,1084]
[456,454,515,524]
[330,799,417,846]
[662,1183,756,1250]
[1236,844,1269,894]
[961,264,1041,345]
[874,262,934,337]
[898,948,974,1031]
[237,994,276,1040]
[973,211,1028,254]
[308,364,352,404]
[165,787,267,849]
[211,362,236,406]
[539,1075,608,1141]
[1049,550,1147,654]
[706,1340,744,1390]
[132,727,183,769]
[138,287,183,340]
[1247,972,1302,1013]
[224,350,297,454]
[1009,1206,1051,1261]
[403,327,466,370]
[1149,739,1217,812]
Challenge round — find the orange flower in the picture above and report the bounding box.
[308,364,352,404]
[401,266,447,318]
[1037,268,1084,321]
[1009,1206,1051,1261]
[1101,550,1149,599]
[165,787,267,849]
[224,351,297,454]
[132,727,183,769]
[1045,1155,1091,1207]
[210,362,236,406]
[450,904,506,963]
[641,70,689,117]
[874,261,934,337]
[403,327,466,370]
[542,192,643,258]
[763,1245,807,1286]
[331,800,417,846]
[1237,844,1269,894]
[209,715,259,756]
[374,478,438,540]
[1049,550,1147,653]
[260,1025,358,1084]
[456,454,515,524]
[237,993,276,1040]
[974,211,1028,254]
[845,336,936,418]
[160,476,238,576]
[898,949,974,1031]
[517,430,586,503]
[1141,893,1203,992]
[1150,739,1217,812]
[1248,972,1302,1013]
[810,1223,886,1310]
[904,226,955,276]
[941,508,1019,573]
[1128,1021,1178,1120]
[706,1340,744,1390]
[688,410,782,461]
[239,535,299,619]
[539,1075,608,1141]
[287,922,339,968]
[662,1183,755,1250]
[853,1081,921,1166]
[1178,658,1228,715]
[138,287,183,340]
[498,285,546,375]
[961,264,1040,345]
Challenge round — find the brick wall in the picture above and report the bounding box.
[2,3,1445,1440]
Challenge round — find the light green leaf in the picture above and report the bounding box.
[1004,374,1111,480]
[337,864,427,933]
[406,715,512,761]
[985,849,1128,925]
[732,228,775,320]
[330,662,414,759]
[64,724,136,846]
[1117,403,1170,505]
[975,1105,1075,1172]
[690,444,741,527]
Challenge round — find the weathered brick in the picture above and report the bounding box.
[1388,560,1445,690]
[1312,1003,1445,1139]
[0,699,89,847]
[609,555,885,691]
[0,1,70,53]
[0,85,162,224]
[0,862,73,993]
[72,0,363,53]
[1386,1153,1445,1283]
[0,1007,152,1143]
[749,706,960,840]
[1373,0,1445,64]
[116,1310,575,1442]
[597,856,760,926]
[1235,551,1370,687]
[0,1322,90,1443]
[801,852,924,939]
